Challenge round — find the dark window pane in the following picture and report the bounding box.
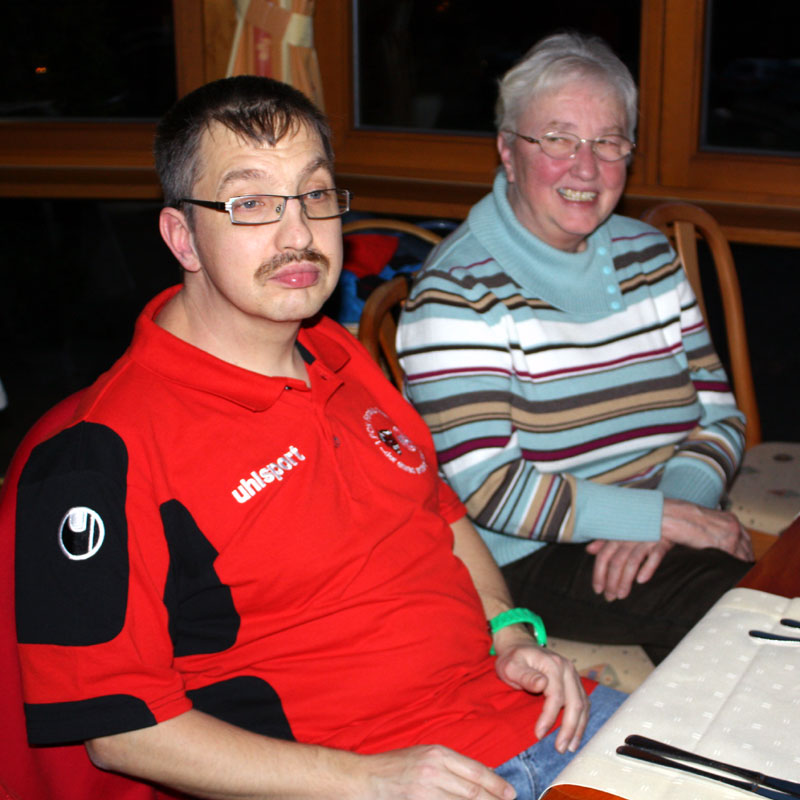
[355,0,640,135]
[0,1,176,119]
[702,0,800,156]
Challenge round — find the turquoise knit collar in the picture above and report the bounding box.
[467,171,620,315]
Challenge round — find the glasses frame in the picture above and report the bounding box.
[505,130,636,162]
[180,188,351,225]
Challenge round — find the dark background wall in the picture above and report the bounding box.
[0,199,178,472]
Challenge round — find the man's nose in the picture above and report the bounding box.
[275,195,313,249]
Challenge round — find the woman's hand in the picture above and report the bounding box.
[660,498,754,560]
[587,498,754,601]
[585,538,672,601]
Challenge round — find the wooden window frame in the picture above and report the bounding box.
[625,0,800,247]
[315,0,658,216]
[2,0,798,245]
[0,0,228,199]
[657,0,800,207]
[317,0,800,245]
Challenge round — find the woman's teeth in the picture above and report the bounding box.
[558,188,597,201]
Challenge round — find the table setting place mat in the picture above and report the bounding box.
[550,588,800,800]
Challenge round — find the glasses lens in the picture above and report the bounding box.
[230,196,283,224]
[229,190,350,224]
[538,133,579,159]
[303,189,350,219]
[593,136,632,162]
[536,132,632,161]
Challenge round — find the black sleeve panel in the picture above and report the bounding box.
[25,694,157,746]
[161,499,240,657]
[16,422,130,646]
[187,676,294,741]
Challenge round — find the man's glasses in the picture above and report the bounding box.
[180,188,351,225]
[505,130,635,162]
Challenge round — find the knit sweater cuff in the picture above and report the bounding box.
[657,458,725,509]
[574,480,664,543]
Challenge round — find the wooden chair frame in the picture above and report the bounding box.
[641,202,762,449]
[355,275,411,388]
[342,218,443,246]
[343,219,442,387]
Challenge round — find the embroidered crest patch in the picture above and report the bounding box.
[363,407,427,475]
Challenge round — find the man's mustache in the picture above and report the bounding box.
[254,249,330,283]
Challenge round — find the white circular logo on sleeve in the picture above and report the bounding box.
[59,506,105,560]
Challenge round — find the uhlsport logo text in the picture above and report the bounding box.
[231,445,306,504]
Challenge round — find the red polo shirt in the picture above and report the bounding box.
[13,286,576,786]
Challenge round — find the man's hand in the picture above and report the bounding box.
[660,498,754,560]
[492,630,590,754]
[586,539,672,601]
[87,708,519,800]
[361,745,517,800]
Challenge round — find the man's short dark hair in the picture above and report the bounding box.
[154,75,334,217]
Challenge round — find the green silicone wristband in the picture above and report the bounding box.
[488,608,547,655]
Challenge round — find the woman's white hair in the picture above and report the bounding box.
[495,31,638,141]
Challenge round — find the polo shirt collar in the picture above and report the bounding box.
[129,285,350,411]
[297,318,350,374]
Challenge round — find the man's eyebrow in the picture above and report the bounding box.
[218,157,335,195]
[218,168,269,193]
[299,156,335,182]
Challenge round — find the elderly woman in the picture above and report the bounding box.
[397,32,753,664]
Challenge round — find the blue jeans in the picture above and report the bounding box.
[494,685,626,800]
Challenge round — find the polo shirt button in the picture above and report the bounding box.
[598,247,607,256]
[611,300,621,310]
[284,385,291,391]
[602,266,612,275]
[333,435,341,447]
[606,285,616,294]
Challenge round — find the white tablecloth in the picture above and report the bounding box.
[551,588,800,799]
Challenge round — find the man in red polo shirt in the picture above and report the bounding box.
[8,76,623,800]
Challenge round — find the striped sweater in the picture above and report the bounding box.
[397,171,745,567]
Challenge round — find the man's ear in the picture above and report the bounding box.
[159,207,202,273]
[496,132,516,185]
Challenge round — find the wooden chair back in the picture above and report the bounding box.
[343,219,443,387]
[357,275,412,388]
[342,217,444,246]
[641,202,762,448]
